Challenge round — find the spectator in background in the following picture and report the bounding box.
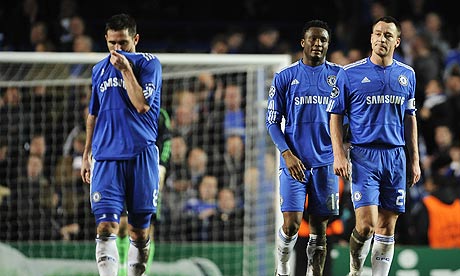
[69,35,94,77]
[399,18,419,66]
[226,27,246,54]
[328,49,349,66]
[245,25,283,54]
[422,12,451,64]
[169,132,189,180]
[187,147,208,190]
[446,141,460,187]
[160,170,193,241]
[183,175,218,241]
[446,70,460,137]
[30,21,55,52]
[412,32,443,108]
[418,78,452,156]
[0,86,27,183]
[60,15,86,52]
[409,173,460,248]
[347,48,364,63]
[208,188,243,241]
[2,154,60,241]
[423,125,454,177]
[220,135,245,199]
[209,33,229,54]
[171,90,202,148]
[62,105,89,157]
[222,84,245,140]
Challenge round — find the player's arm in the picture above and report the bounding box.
[330,113,350,180]
[404,114,421,187]
[266,80,306,182]
[81,114,96,184]
[110,50,150,113]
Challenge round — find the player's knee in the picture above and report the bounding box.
[355,226,374,239]
[97,221,119,236]
[128,213,152,229]
[283,222,300,236]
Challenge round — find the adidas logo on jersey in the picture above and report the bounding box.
[361,77,371,83]
[291,79,300,85]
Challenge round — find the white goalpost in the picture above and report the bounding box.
[0,51,290,276]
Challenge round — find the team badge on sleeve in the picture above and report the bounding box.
[143,83,156,99]
[269,86,276,98]
[330,86,340,98]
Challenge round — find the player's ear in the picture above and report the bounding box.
[395,37,401,48]
[133,34,140,46]
[300,39,305,48]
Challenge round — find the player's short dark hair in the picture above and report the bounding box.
[301,20,331,40]
[373,16,401,37]
[105,13,137,37]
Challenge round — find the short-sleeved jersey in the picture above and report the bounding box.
[89,51,162,160]
[326,57,416,146]
[266,60,342,168]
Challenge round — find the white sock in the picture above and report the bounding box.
[96,234,119,276]
[276,227,298,275]
[127,238,150,276]
[371,234,395,276]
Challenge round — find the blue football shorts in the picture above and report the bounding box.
[90,144,160,218]
[349,145,406,213]
[279,164,339,216]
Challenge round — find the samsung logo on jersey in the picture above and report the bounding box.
[99,77,126,92]
[294,95,329,105]
[366,95,405,105]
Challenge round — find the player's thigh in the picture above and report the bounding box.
[350,146,380,209]
[307,164,339,216]
[127,144,159,214]
[90,160,125,215]
[381,146,406,213]
[279,168,307,212]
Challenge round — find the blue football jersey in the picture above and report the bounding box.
[89,51,162,160]
[266,60,342,168]
[326,57,416,146]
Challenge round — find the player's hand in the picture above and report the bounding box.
[110,50,131,72]
[333,155,352,181]
[282,150,306,182]
[407,160,421,188]
[80,155,92,184]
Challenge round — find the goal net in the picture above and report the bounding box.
[0,51,291,276]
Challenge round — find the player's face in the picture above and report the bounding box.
[105,29,139,52]
[371,21,400,58]
[301,27,329,65]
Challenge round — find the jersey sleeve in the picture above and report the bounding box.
[326,67,348,115]
[405,69,417,116]
[88,65,100,116]
[266,72,289,153]
[139,56,162,107]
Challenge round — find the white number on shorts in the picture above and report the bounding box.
[396,189,405,206]
[153,189,159,207]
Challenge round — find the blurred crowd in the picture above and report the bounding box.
[1,0,460,249]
